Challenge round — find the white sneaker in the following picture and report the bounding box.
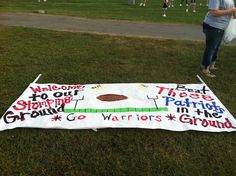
[139,3,143,6]
[193,10,196,12]
[143,3,146,7]
[186,9,188,12]
[162,14,167,17]
[180,4,182,6]
[201,69,216,78]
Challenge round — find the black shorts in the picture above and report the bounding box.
[163,2,168,8]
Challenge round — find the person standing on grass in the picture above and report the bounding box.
[185,0,197,12]
[201,0,236,77]
[199,0,208,6]
[169,0,175,7]
[140,0,148,7]
[162,0,169,17]
[180,0,189,6]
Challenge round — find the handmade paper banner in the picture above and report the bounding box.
[0,77,236,132]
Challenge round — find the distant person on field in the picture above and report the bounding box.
[180,0,189,6]
[201,0,236,77]
[140,0,148,7]
[162,0,169,17]
[199,0,208,6]
[185,0,196,12]
[169,0,175,7]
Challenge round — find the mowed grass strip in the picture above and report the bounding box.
[0,0,208,24]
[0,25,236,175]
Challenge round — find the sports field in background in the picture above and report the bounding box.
[0,0,208,24]
[1,0,236,175]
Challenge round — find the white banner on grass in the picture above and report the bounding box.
[0,78,236,132]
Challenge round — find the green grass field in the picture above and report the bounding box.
[0,0,208,24]
[1,0,236,175]
[0,25,236,175]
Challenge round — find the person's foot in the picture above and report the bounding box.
[162,14,167,17]
[186,9,188,12]
[180,4,182,6]
[209,66,217,70]
[209,62,217,70]
[201,69,216,78]
[143,3,146,7]
[193,10,196,12]
[139,3,143,6]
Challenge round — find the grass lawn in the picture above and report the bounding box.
[0,25,236,175]
[0,0,209,24]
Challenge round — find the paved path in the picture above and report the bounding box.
[0,12,203,41]
[0,12,235,45]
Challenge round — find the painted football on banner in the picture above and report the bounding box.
[97,94,128,102]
